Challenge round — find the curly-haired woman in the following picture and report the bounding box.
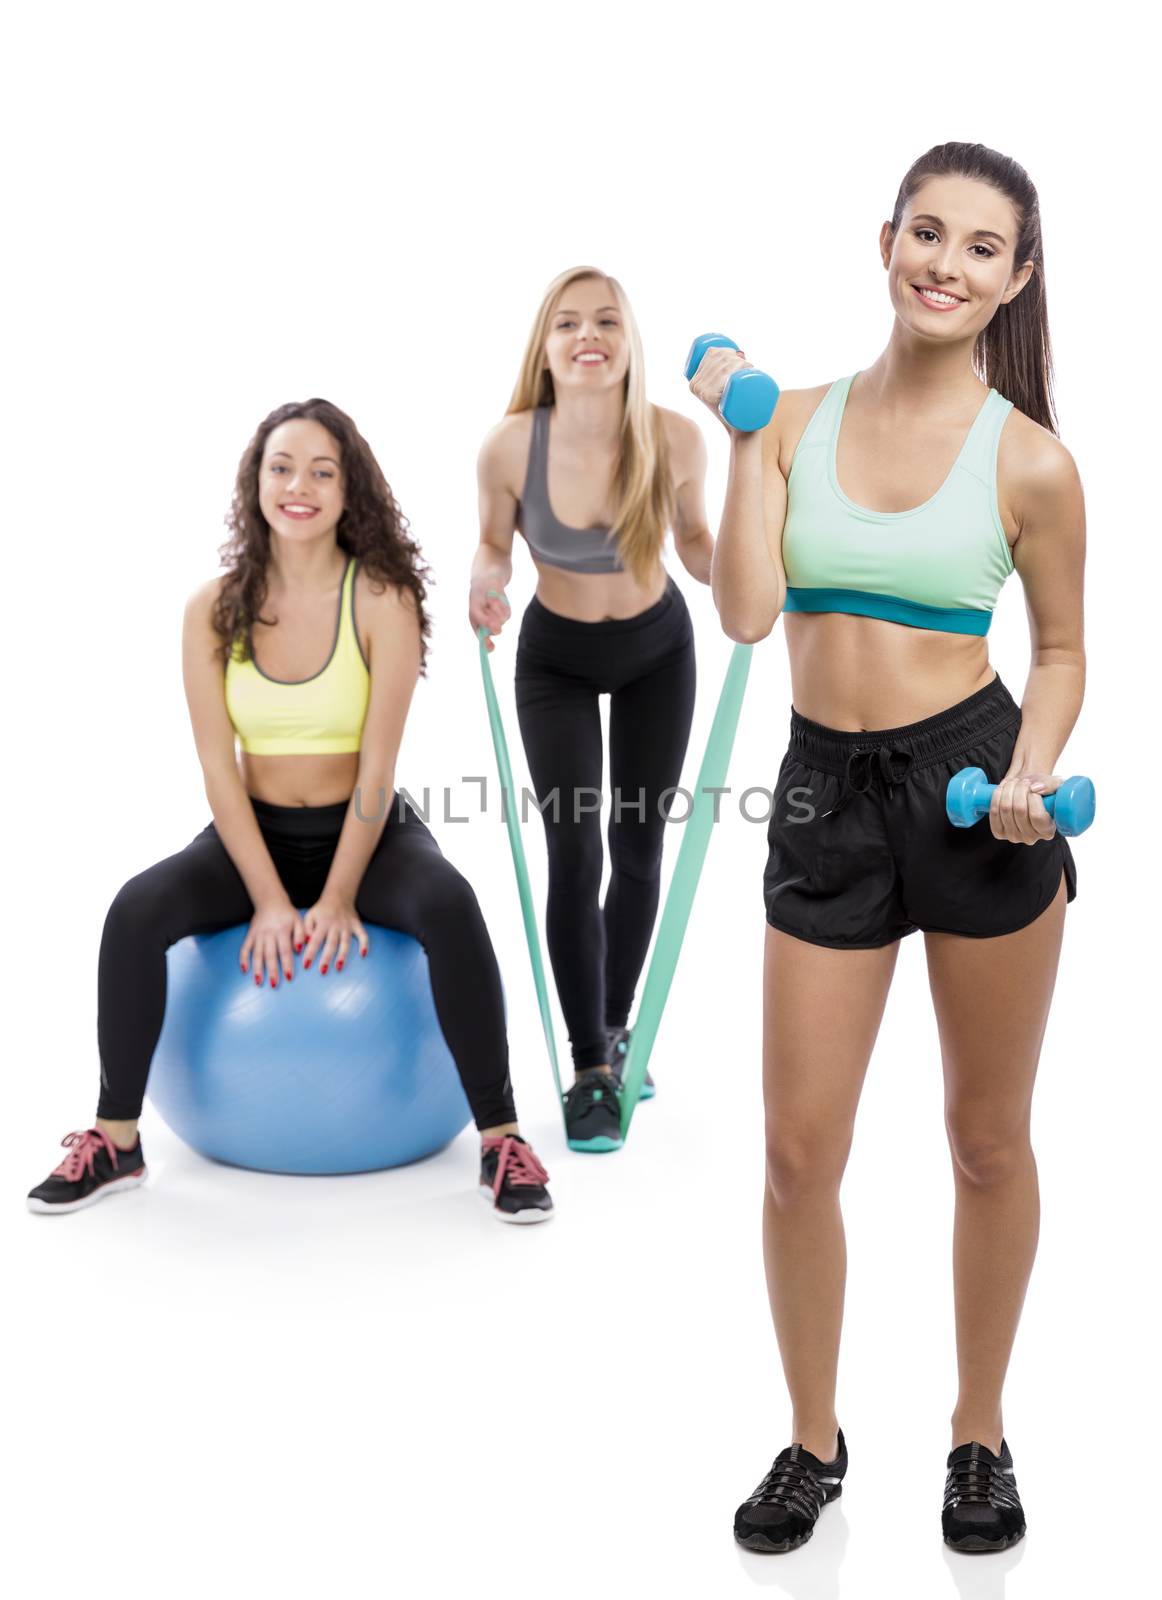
[693,144,1085,1552]
[28,399,553,1223]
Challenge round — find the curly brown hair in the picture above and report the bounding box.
[211,398,434,673]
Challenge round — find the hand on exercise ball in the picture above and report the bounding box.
[240,897,307,988]
[302,893,369,975]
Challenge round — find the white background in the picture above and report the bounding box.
[4,3,1157,1597]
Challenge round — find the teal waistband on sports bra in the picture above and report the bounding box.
[781,373,1016,636]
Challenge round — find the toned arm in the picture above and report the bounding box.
[1007,431,1087,774]
[709,418,788,643]
[470,420,520,648]
[182,579,287,909]
[321,580,423,901]
[665,411,714,585]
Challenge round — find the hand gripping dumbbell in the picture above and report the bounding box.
[683,334,780,433]
[946,767,1096,837]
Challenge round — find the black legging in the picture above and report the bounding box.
[514,574,697,1071]
[96,793,515,1129]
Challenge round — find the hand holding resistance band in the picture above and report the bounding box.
[946,766,1096,837]
[473,582,511,653]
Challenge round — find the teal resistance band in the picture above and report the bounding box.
[478,593,753,1141]
[617,641,753,1136]
[476,604,566,1123]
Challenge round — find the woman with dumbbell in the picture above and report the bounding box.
[27,398,554,1223]
[691,144,1086,1553]
[470,266,714,1151]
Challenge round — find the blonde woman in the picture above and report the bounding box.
[471,268,714,1151]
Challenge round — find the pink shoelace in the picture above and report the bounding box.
[52,1128,120,1181]
[482,1135,549,1196]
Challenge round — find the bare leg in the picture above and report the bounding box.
[762,926,900,1461]
[96,1117,139,1150]
[925,872,1067,1454]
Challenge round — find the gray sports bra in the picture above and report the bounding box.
[515,405,625,574]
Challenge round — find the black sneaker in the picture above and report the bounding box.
[943,1438,1026,1552]
[478,1134,554,1224]
[734,1429,848,1553]
[607,1025,655,1100]
[563,1070,622,1152]
[27,1128,148,1215]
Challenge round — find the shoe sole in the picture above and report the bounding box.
[944,1526,1026,1553]
[477,1184,554,1223]
[566,1135,623,1152]
[26,1167,148,1215]
[734,1527,814,1553]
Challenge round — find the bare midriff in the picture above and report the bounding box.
[528,554,668,623]
[783,612,997,731]
[237,750,360,808]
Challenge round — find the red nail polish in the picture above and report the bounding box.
[361,948,367,958]
[270,975,276,987]
[254,974,261,986]
[321,963,328,975]
[337,959,344,972]
[295,943,302,953]
[304,958,311,969]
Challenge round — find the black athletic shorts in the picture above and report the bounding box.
[763,673,1077,948]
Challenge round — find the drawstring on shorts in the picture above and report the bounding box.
[821,744,915,819]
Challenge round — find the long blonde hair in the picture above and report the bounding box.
[505,266,674,586]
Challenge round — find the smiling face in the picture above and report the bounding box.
[881,174,1034,340]
[258,418,346,541]
[542,276,630,393]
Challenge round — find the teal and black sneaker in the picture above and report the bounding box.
[607,1025,655,1100]
[563,1070,623,1152]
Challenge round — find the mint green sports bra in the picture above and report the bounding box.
[781,373,1016,636]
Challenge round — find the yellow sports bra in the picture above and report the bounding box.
[224,556,370,755]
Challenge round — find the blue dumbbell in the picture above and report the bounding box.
[946,767,1096,837]
[683,333,779,433]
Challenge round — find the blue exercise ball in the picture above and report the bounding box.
[148,922,473,1175]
